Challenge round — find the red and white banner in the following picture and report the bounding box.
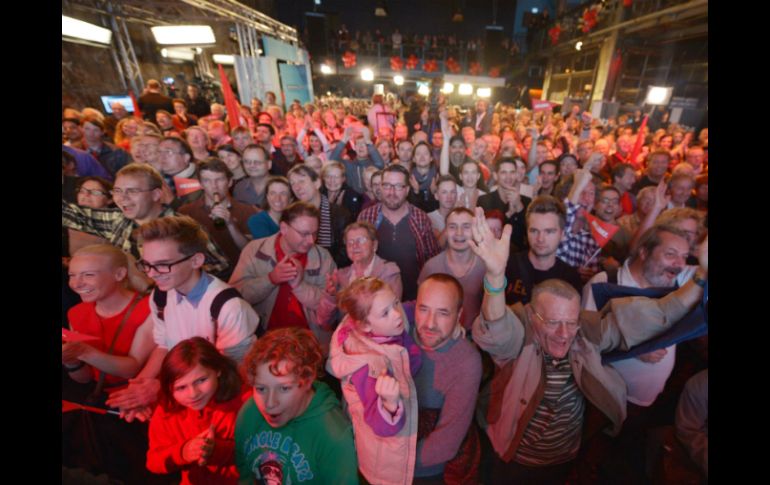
[174,177,202,197]
[532,100,557,112]
[585,212,620,248]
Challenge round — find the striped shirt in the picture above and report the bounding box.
[317,194,333,249]
[61,202,230,277]
[514,353,585,466]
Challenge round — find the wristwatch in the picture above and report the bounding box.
[692,271,707,288]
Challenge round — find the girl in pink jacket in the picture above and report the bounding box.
[328,277,422,485]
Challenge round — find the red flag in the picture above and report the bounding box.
[585,212,620,248]
[628,115,649,167]
[174,177,202,197]
[218,64,243,132]
[62,328,100,344]
[128,90,142,119]
[62,400,109,415]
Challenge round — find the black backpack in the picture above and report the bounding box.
[152,287,243,345]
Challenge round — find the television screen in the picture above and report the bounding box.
[100,95,134,114]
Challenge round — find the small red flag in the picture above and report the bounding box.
[585,212,620,248]
[174,177,202,197]
[128,90,142,119]
[628,115,649,167]
[62,400,109,415]
[218,64,243,131]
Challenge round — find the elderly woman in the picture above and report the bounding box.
[333,222,402,299]
[184,126,213,163]
[321,161,363,219]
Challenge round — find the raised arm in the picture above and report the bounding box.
[629,178,669,253]
[439,109,451,176]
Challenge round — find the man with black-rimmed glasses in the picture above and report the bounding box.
[105,215,258,423]
[61,163,230,278]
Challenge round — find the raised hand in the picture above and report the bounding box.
[325,269,339,296]
[637,348,668,364]
[468,207,512,278]
[374,371,401,414]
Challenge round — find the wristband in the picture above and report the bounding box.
[692,272,707,288]
[65,361,86,372]
[483,276,507,295]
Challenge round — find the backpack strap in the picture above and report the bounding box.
[605,266,619,285]
[209,287,243,344]
[152,288,168,321]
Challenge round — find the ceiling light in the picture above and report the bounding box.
[645,86,673,105]
[393,75,404,86]
[477,87,491,98]
[458,83,473,95]
[213,54,235,65]
[151,25,216,45]
[442,82,454,94]
[161,48,195,61]
[361,68,374,81]
[62,15,112,45]
[418,84,430,96]
[575,41,583,51]
[320,64,333,74]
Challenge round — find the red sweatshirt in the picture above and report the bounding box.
[147,395,245,484]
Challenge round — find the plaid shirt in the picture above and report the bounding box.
[556,199,600,272]
[61,201,230,277]
[357,202,440,270]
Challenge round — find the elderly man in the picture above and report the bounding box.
[469,208,707,484]
[104,101,130,140]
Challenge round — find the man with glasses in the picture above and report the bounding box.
[229,201,337,353]
[156,136,203,207]
[62,163,230,278]
[106,215,258,422]
[594,185,633,272]
[234,144,271,207]
[469,208,708,484]
[358,164,439,301]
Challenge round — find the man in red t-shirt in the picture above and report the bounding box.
[63,244,155,390]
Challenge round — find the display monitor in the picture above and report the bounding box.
[100,95,134,114]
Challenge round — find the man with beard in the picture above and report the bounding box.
[418,208,486,331]
[504,196,582,305]
[358,164,439,300]
[580,224,698,481]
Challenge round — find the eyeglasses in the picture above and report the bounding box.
[287,223,317,240]
[78,187,108,197]
[346,236,371,246]
[381,183,407,191]
[532,309,580,330]
[158,149,183,156]
[110,187,154,197]
[136,253,195,274]
[598,197,620,205]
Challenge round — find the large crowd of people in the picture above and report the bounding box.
[62,77,708,484]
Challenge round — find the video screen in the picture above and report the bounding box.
[100,95,134,114]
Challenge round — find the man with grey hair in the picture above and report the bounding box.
[469,207,708,483]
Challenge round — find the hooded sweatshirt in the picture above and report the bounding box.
[234,381,358,484]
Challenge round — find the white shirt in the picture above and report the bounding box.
[582,260,695,406]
